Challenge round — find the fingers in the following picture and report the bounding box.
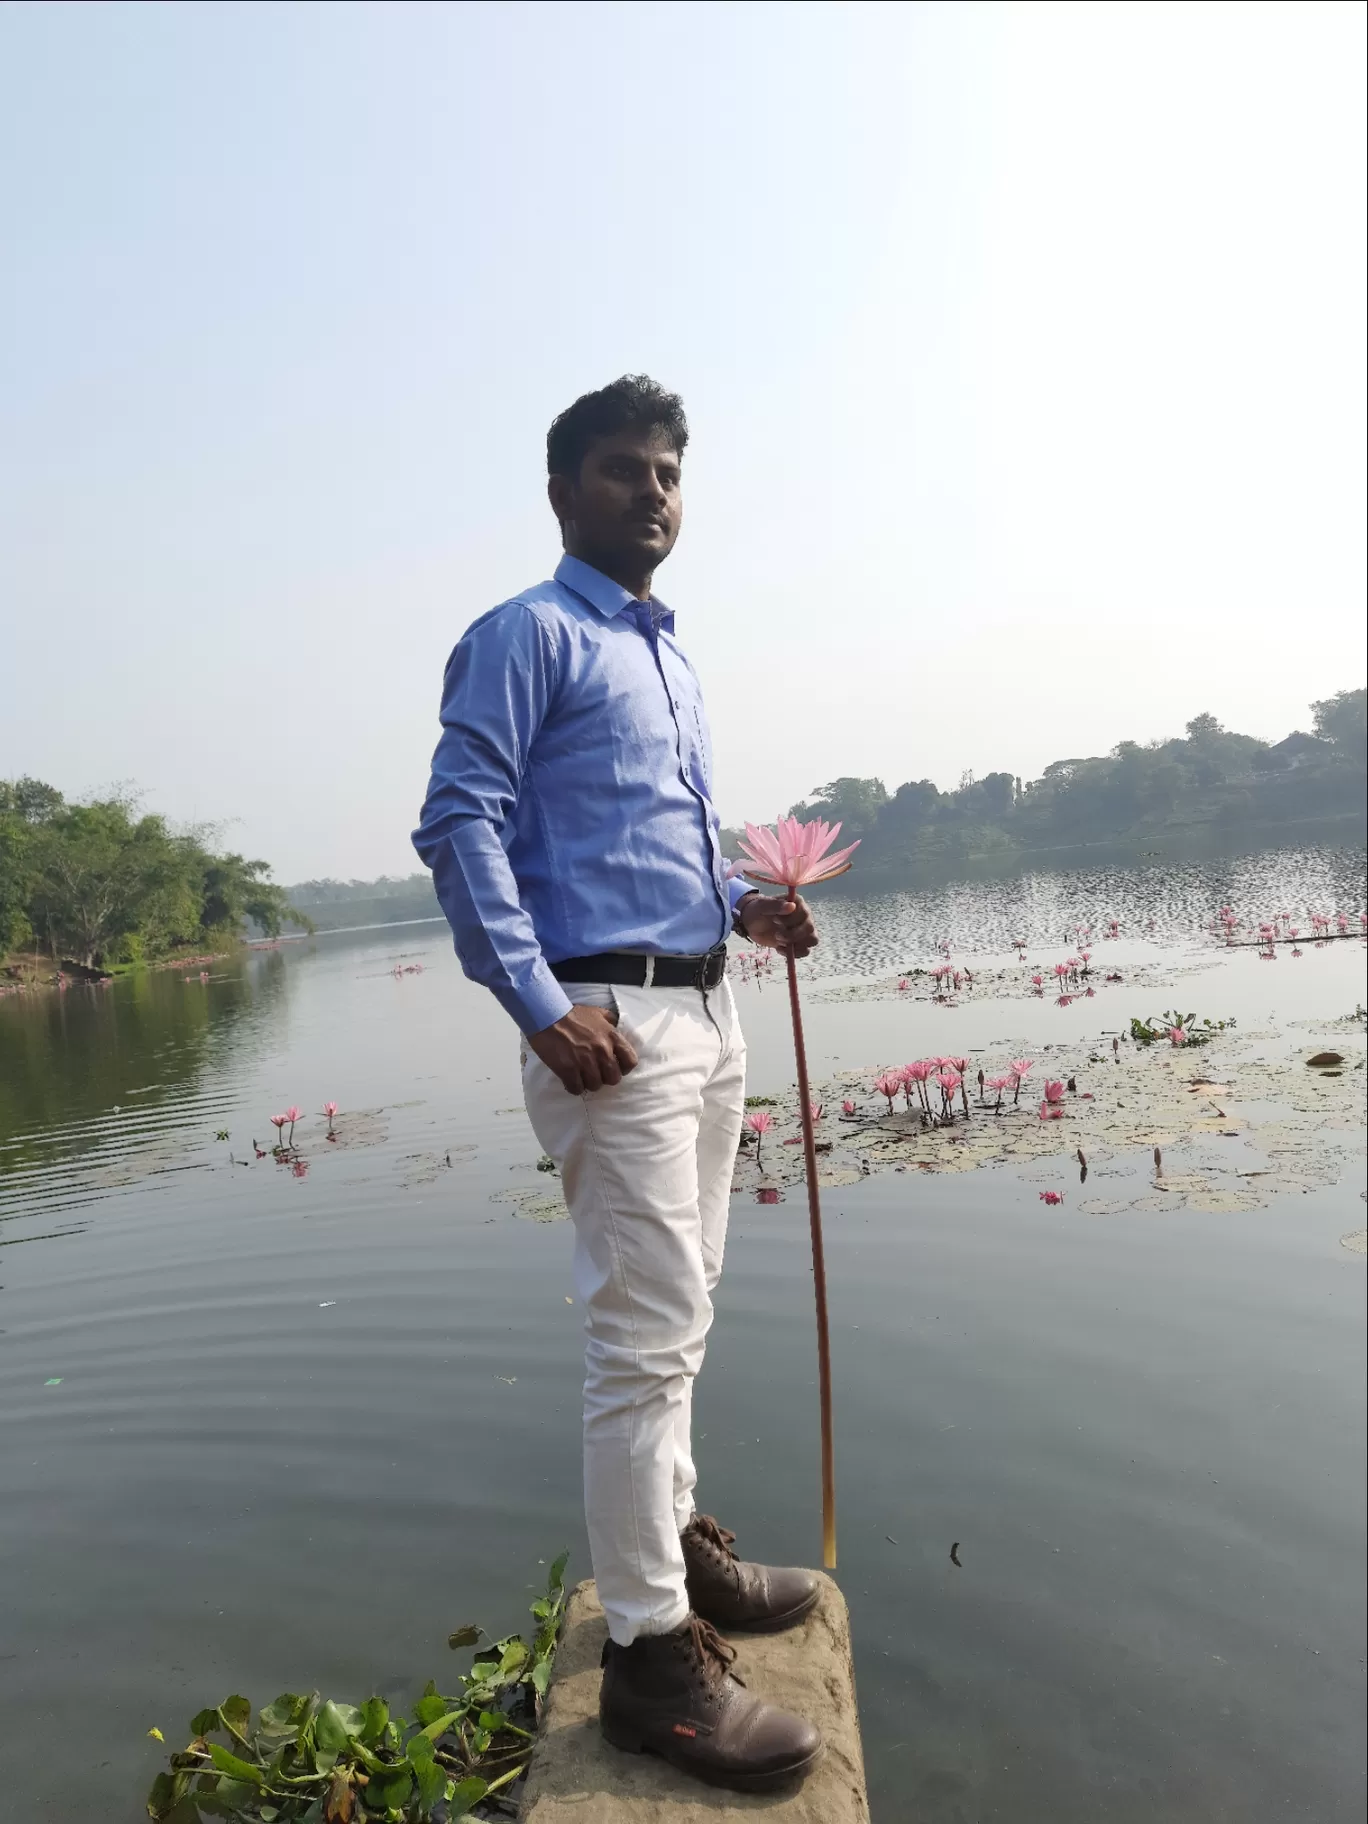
[613,1028,639,1073]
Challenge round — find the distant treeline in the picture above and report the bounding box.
[10,692,1359,965]
[283,873,442,930]
[722,688,1367,887]
[0,780,307,970]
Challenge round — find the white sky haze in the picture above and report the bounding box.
[2,0,1364,878]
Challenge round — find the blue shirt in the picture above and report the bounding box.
[413,554,750,1034]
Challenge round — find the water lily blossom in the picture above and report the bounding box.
[745,1109,774,1162]
[732,815,859,889]
[1039,1191,1064,1205]
[875,1071,904,1114]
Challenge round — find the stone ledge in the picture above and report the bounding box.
[518,1575,869,1822]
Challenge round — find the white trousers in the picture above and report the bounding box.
[523,979,747,1646]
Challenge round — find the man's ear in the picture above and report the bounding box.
[547,472,573,525]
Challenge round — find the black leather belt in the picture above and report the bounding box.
[550,946,728,990]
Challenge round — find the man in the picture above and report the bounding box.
[414,376,823,1793]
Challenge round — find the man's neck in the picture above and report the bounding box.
[566,545,653,602]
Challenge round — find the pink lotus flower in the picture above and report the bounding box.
[842,1098,857,1117]
[897,977,909,991]
[1009,1058,1034,1106]
[933,1070,964,1115]
[874,1071,903,1114]
[809,1100,824,1122]
[1031,973,1043,991]
[985,1073,1012,1109]
[1039,1100,1066,1121]
[732,816,860,890]
[1039,1191,1064,1205]
[745,1109,773,1162]
[283,1104,302,1145]
[901,1060,932,1112]
[270,1114,287,1133]
[1042,1079,1065,1105]
[1168,1027,1187,1046]
[322,1100,338,1136]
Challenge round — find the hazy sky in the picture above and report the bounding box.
[2,0,1364,881]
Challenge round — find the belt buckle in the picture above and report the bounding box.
[696,945,726,991]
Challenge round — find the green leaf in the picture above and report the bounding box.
[190,1707,222,1738]
[448,1775,489,1811]
[314,1700,359,1756]
[207,1743,265,1785]
[418,1709,466,1743]
[220,1695,251,1743]
[498,1640,528,1678]
[412,1693,449,1729]
[407,1732,434,1767]
[548,1550,569,1595]
[259,1693,315,1737]
[357,1697,389,1745]
[146,1772,177,1820]
[530,1657,553,1697]
[413,1754,446,1817]
[446,1624,481,1650]
[366,1767,414,1811]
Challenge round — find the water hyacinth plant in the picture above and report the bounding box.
[145,1555,568,1822]
[732,815,858,1571]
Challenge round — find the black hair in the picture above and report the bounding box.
[546,374,689,478]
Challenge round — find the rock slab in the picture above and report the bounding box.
[518,1576,869,1822]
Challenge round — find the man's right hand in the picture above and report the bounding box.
[528,1004,639,1095]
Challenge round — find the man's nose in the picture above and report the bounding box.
[637,469,667,506]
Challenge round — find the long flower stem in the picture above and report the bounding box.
[785,945,836,1570]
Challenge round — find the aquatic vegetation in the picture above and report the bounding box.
[145,1556,568,1822]
[1130,1011,1232,1048]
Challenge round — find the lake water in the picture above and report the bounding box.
[1,845,1365,1823]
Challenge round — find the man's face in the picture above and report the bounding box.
[549,428,683,572]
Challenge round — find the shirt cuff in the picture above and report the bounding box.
[493,963,574,1037]
[727,873,756,914]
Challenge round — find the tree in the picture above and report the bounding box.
[1185,712,1224,740]
[789,777,888,836]
[2,777,309,966]
[1311,687,1366,750]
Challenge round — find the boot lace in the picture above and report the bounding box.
[681,1612,743,1689]
[690,1513,739,1569]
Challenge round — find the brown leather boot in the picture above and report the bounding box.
[599,1612,821,1792]
[681,1513,822,1633]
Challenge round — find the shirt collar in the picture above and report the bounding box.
[555,554,674,632]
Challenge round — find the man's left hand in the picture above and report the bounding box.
[737,891,818,957]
